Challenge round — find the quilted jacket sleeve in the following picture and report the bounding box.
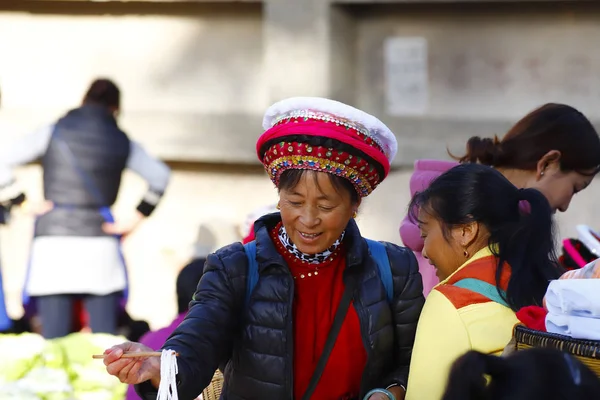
[135,243,244,400]
[382,243,425,390]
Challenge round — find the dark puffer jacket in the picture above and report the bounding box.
[137,213,424,400]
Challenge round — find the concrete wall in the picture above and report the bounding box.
[354,2,600,161]
[0,2,266,163]
[1,0,600,329]
[3,1,600,165]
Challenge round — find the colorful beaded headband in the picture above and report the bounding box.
[257,97,398,198]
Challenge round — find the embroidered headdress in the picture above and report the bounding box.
[256,97,398,197]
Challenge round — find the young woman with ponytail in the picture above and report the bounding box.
[404,163,564,400]
[442,348,600,400]
[400,103,600,297]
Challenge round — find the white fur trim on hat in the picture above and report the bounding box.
[262,97,398,163]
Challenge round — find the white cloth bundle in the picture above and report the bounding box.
[157,350,178,400]
[546,313,600,340]
[545,278,600,339]
[545,277,600,318]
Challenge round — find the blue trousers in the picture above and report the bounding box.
[36,292,120,339]
[0,277,11,332]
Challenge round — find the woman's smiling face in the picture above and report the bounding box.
[418,210,465,281]
[278,170,357,254]
[418,207,488,281]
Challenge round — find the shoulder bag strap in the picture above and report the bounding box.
[301,274,359,400]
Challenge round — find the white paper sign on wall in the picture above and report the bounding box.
[384,37,429,116]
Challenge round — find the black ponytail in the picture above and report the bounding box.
[408,163,561,310]
[493,188,562,310]
[443,348,600,400]
[442,350,507,400]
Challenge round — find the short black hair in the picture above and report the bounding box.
[83,78,120,109]
[177,258,206,314]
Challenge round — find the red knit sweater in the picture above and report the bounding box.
[270,225,367,400]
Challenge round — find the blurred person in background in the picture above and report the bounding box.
[400,103,600,297]
[0,78,171,339]
[116,310,151,343]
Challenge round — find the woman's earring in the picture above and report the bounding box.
[276,203,280,210]
[463,249,469,258]
[540,171,545,176]
[353,211,358,219]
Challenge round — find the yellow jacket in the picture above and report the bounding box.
[405,248,519,400]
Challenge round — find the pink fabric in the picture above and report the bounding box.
[413,251,440,297]
[399,159,458,296]
[562,239,588,268]
[256,120,391,176]
[126,313,187,400]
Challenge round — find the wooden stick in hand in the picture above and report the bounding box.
[92,351,179,359]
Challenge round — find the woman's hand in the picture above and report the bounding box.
[102,211,145,237]
[103,342,161,386]
[559,259,600,280]
[389,385,406,400]
[19,200,54,217]
[367,386,406,400]
[368,394,390,400]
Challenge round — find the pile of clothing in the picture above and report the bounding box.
[517,259,600,340]
[0,332,126,400]
[544,260,600,340]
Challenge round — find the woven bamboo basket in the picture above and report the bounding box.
[513,324,600,377]
[201,370,224,400]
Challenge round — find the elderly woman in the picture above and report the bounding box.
[103,97,425,400]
